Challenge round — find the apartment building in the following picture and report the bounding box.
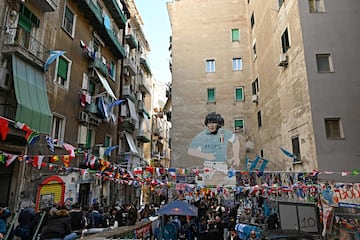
[167,0,360,183]
[0,0,166,210]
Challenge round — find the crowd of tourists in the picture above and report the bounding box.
[0,201,149,240]
[155,196,279,240]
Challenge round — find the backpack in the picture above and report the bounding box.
[162,223,178,240]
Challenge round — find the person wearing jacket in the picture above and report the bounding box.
[0,207,11,237]
[40,207,76,240]
[14,203,36,240]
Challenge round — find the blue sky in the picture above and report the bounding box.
[134,0,172,85]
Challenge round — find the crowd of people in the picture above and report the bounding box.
[0,201,154,240]
[155,196,279,240]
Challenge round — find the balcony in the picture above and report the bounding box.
[28,0,58,12]
[123,57,137,76]
[137,76,151,94]
[1,27,48,68]
[137,101,150,119]
[140,57,151,74]
[122,85,136,102]
[137,129,151,143]
[119,117,135,132]
[88,58,109,77]
[103,0,128,28]
[125,34,137,49]
[75,0,126,59]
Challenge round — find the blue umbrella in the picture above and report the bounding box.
[157,200,198,216]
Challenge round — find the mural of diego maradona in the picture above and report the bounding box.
[187,112,240,185]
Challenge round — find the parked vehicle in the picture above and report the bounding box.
[260,229,318,240]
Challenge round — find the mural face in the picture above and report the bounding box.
[187,112,240,186]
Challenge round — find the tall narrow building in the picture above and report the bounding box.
[167,0,360,183]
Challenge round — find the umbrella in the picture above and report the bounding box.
[157,200,198,216]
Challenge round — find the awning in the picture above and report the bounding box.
[142,112,150,131]
[12,54,52,133]
[94,68,117,99]
[124,131,138,154]
[127,98,138,122]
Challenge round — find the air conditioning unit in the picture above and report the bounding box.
[279,53,289,67]
[78,111,89,122]
[251,94,258,103]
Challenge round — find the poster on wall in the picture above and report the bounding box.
[39,193,55,210]
[188,112,240,186]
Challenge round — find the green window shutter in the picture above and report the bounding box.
[57,58,68,79]
[88,81,95,96]
[18,14,32,33]
[86,129,92,149]
[235,119,244,132]
[207,88,215,102]
[235,88,243,101]
[232,29,240,41]
[104,136,111,147]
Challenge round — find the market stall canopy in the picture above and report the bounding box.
[157,200,198,216]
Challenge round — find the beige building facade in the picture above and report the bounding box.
[168,0,360,183]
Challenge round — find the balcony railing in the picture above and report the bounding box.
[2,27,48,67]
[137,76,151,94]
[137,129,151,143]
[123,57,136,76]
[30,0,58,12]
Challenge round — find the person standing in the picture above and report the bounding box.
[0,207,11,238]
[14,203,36,240]
[40,207,76,240]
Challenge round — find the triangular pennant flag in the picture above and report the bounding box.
[0,154,5,164]
[5,153,18,167]
[61,142,76,157]
[45,136,55,152]
[62,155,72,167]
[32,156,44,169]
[134,167,143,175]
[100,159,111,171]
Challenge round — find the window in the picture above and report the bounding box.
[325,118,343,139]
[250,13,255,29]
[257,110,262,127]
[207,88,215,103]
[63,6,75,36]
[235,87,244,102]
[278,0,284,9]
[234,119,244,132]
[252,78,259,95]
[316,54,333,72]
[86,128,95,149]
[292,136,301,162]
[232,58,243,71]
[309,0,325,13]
[55,56,71,88]
[231,29,240,42]
[104,135,112,147]
[281,28,290,53]
[205,59,216,73]
[51,115,65,144]
[252,43,257,60]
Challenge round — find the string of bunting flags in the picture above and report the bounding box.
[1,116,360,188]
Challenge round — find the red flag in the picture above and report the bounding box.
[0,118,9,140]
